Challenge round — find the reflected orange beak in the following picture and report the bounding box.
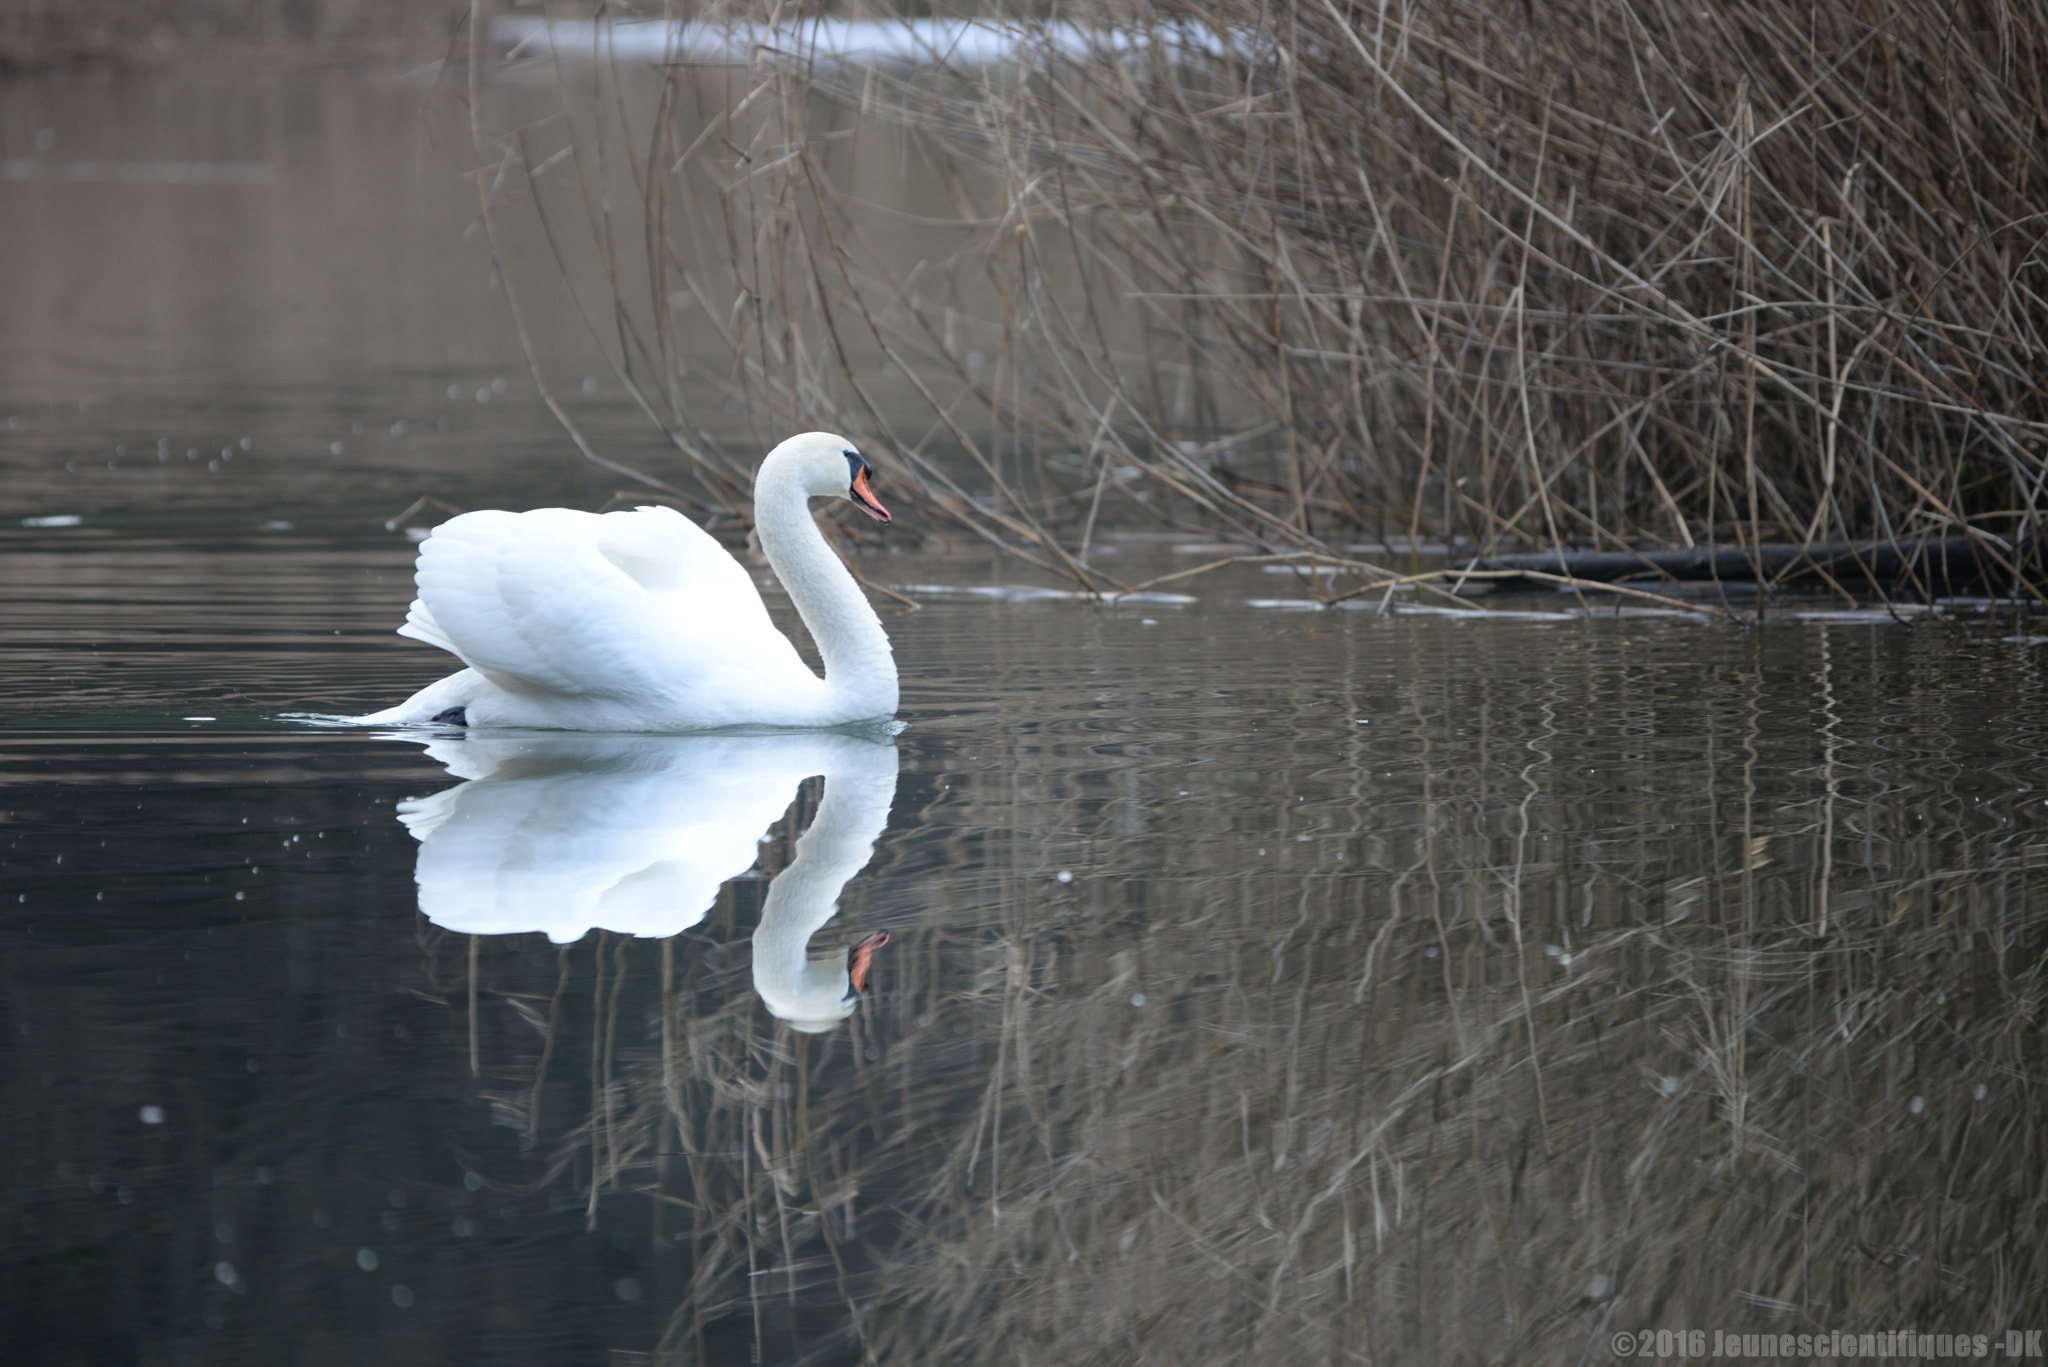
[848,931,890,994]
[850,465,891,523]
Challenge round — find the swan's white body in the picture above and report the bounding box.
[399,730,898,1029]
[356,432,896,731]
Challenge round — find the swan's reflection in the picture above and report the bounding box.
[396,730,897,1029]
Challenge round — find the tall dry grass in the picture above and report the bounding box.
[474,0,2048,600]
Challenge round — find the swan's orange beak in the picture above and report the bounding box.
[850,465,891,524]
[848,931,889,995]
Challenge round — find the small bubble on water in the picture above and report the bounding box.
[391,1285,414,1307]
[330,442,344,455]
[1908,1095,1926,1115]
[139,1105,166,1125]
[1974,1083,1988,1100]
[214,1260,237,1286]
[446,384,462,400]
[1130,993,1147,1007]
[614,1278,644,1302]
[356,1248,379,1272]
[581,376,598,395]
[239,437,251,450]
[475,389,491,404]
[1056,870,1073,883]
[490,377,506,393]
[1658,1076,1680,1095]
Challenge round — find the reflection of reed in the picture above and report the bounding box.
[440,629,2046,1363]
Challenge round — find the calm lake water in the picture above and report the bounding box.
[4,68,2047,1366]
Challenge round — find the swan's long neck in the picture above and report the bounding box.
[752,748,899,1027]
[753,459,897,720]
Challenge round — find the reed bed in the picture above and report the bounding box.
[474,0,2048,601]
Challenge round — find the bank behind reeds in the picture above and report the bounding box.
[688,0,2048,589]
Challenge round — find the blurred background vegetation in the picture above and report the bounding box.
[0,0,463,66]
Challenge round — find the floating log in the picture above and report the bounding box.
[1453,536,2031,591]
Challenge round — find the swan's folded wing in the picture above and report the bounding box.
[412,510,743,701]
[518,505,795,653]
[397,599,457,654]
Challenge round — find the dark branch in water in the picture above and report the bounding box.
[1459,536,2035,592]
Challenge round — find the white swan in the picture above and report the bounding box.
[397,730,898,1027]
[356,431,896,731]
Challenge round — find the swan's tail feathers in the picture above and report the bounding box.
[397,599,461,657]
[347,669,482,727]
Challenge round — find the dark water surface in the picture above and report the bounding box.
[4,68,2047,1367]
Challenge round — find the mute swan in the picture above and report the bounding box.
[356,431,895,731]
[398,730,898,1028]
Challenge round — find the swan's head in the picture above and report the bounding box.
[768,431,891,524]
[775,931,890,1035]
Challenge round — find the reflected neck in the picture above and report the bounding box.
[753,749,899,1025]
